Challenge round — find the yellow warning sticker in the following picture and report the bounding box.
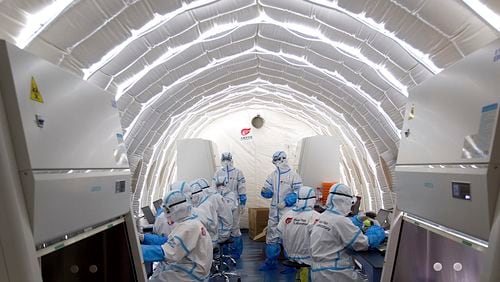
[30,76,44,103]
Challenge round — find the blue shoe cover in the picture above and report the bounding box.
[280,267,296,274]
[259,260,278,271]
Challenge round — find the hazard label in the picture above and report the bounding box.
[30,76,44,103]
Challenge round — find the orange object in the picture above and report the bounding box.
[320,182,337,205]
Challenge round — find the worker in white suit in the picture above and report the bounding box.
[213,152,246,259]
[277,186,320,266]
[259,151,302,271]
[310,183,385,282]
[141,190,213,281]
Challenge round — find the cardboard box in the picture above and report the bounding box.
[248,207,269,241]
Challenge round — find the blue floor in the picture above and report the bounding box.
[210,230,296,282]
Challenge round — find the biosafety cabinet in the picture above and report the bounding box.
[0,40,146,281]
[382,38,500,281]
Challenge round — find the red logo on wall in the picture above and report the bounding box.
[241,128,251,136]
[285,217,293,224]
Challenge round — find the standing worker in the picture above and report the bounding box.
[259,151,302,271]
[213,152,246,259]
[310,183,385,281]
[213,175,236,246]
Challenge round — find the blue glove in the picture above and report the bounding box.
[141,245,165,262]
[143,233,168,245]
[261,188,273,199]
[284,192,298,207]
[366,225,385,248]
[351,215,363,229]
[239,194,247,206]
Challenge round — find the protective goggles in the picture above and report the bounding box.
[192,189,203,195]
[272,156,286,163]
[163,199,187,213]
[329,191,353,198]
[221,155,232,161]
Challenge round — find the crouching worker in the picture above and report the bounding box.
[141,190,213,281]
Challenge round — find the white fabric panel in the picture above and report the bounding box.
[1,0,499,212]
[197,109,317,228]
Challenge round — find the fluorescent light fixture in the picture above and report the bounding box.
[16,0,75,49]
[463,0,500,32]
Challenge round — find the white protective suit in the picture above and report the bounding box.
[152,181,189,236]
[277,186,320,266]
[190,178,232,245]
[213,175,236,241]
[310,183,370,282]
[262,151,302,245]
[213,152,246,238]
[149,190,213,282]
[153,212,175,237]
[200,178,233,242]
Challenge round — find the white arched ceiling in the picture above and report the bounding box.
[1,0,499,211]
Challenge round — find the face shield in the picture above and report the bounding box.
[295,186,316,210]
[326,183,355,215]
[272,151,289,170]
[221,152,234,170]
[189,180,205,206]
[162,190,192,222]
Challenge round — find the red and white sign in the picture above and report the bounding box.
[241,128,251,136]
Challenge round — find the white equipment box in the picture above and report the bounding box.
[297,135,341,189]
[395,38,500,241]
[382,38,500,282]
[0,40,131,245]
[176,138,218,183]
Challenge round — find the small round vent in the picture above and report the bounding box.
[251,115,264,129]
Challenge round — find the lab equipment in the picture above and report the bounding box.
[0,40,145,281]
[141,207,156,224]
[382,38,500,282]
[375,209,392,229]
